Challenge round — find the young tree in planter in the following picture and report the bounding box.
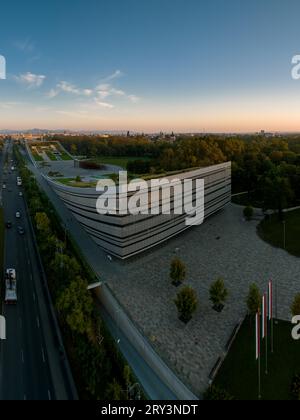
[243,205,254,221]
[174,286,198,324]
[291,294,300,316]
[246,284,261,318]
[170,258,186,287]
[209,278,228,312]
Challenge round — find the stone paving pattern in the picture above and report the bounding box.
[108,204,300,395]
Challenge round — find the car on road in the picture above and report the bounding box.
[17,226,25,235]
[19,192,23,197]
[2,184,6,189]
[5,221,12,229]
[15,211,21,219]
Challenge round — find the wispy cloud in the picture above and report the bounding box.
[15,72,46,88]
[95,84,126,100]
[0,101,24,110]
[128,94,141,103]
[47,81,93,98]
[46,72,140,109]
[94,100,115,109]
[102,69,123,82]
[14,38,35,53]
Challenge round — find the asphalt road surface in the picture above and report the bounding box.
[0,142,54,400]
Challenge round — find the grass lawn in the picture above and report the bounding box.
[213,318,300,400]
[257,210,300,257]
[46,151,58,161]
[61,152,73,161]
[32,152,44,162]
[95,156,150,169]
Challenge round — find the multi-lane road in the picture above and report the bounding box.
[0,141,70,400]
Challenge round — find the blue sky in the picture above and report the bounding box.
[1,0,300,131]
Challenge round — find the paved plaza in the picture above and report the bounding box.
[108,204,300,395]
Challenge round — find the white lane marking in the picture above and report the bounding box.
[24,395,27,401]
[27,259,30,266]
[48,390,51,400]
[41,347,46,363]
[21,350,24,364]
[33,292,36,302]
[36,317,40,329]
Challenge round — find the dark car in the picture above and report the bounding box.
[6,221,12,229]
[18,226,25,235]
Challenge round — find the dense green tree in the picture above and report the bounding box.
[50,253,81,292]
[204,386,235,401]
[35,212,51,234]
[260,167,294,220]
[106,379,124,400]
[56,276,94,336]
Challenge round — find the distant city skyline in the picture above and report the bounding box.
[1,0,300,132]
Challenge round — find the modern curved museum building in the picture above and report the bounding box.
[47,162,231,259]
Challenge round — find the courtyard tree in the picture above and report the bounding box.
[170,257,186,287]
[291,294,300,316]
[209,278,228,312]
[243,206,254,221]
[246,284,262,317]
[174,286,198,324]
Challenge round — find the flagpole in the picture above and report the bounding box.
[256,312,262,399]
[264,293,268,375]
[271,317,274,354]
[258,354,261,400]
[270,281,274,354]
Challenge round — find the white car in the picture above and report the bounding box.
[19,192,23,197]
[2,184,6,189]
[15,212,21,219]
